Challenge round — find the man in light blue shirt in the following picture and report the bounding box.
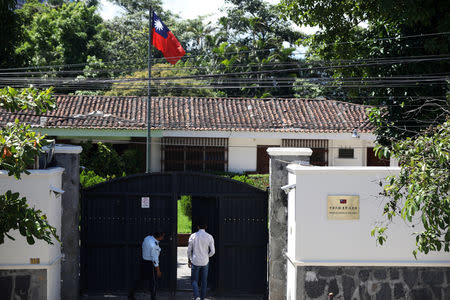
[129,232,165,300]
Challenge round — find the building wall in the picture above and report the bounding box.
[47,128,382,173]
[285,165,450,300]
[0,167,64,300]
[229,137,280,172]
[329,139,373,166]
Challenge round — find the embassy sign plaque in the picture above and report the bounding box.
[327,195,359,220]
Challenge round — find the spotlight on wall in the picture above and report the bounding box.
[281,183,296,194]
[352,129,360,138]
[49,185,65,196]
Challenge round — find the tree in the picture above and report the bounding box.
[0,86,59,245]
[372,120,450,256]
[280,0,450,255]
[203,0,304,98]
[105,63,221,97]
[0,0,20,68]
[280,0,449,143]
[15,0,110,67]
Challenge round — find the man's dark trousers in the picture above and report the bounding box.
[129,260,157,300]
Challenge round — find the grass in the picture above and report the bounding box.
[177,200,191,234]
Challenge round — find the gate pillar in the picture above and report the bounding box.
[53,145,82,300]
[267,148,312,300]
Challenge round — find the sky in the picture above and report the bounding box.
[98,0,319,35]
[99,0,279,21]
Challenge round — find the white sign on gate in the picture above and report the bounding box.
[141,197,150,208]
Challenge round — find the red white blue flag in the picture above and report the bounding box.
[152,12,186,65]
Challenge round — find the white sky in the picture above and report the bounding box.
[98,0,318,35]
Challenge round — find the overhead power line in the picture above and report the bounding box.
[0,31,448,72]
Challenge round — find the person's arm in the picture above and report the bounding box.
[208,236,215,257]
[187,235,193,268]
[150,246,162,277]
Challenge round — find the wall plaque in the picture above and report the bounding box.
[327,195,359,220]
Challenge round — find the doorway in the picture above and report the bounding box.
[177,195,192,291]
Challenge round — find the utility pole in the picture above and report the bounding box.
[146,6,153,173]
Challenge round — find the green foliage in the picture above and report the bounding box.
[0,120,46,179]
[80,141,145,178]
[180,195,192,221]
[15,1,109,67]
[201,0,304,98]
[373,121,450,256]
[80,141,125,178]
[0,0,20,68]
[121,147,146,175]
[80,169,107,188]
[177,199,191,234]
[0,86,59,246]
[105,63,220,97]
[0,86,55,114]
[0,190,59,245]
[280,0,449,143]
[231,174,269,191]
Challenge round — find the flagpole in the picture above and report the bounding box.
[146,6,153,173]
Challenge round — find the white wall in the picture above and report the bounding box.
[329,139,373,166]
[228,137,280,172]
[286,165,450,265]
[151,137,161,172]
[0,167,64,300]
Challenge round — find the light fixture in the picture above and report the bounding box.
[281,183,296,194]
[352,129,360,138]
[49,185,65,196]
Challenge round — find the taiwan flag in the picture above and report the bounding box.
[152,12,186,65]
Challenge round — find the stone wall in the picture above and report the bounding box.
[267,148,311,300]
[296,265,450,300]
[53,145,82,300]
[0,269,47,300]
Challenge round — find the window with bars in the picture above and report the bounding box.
[161,137,228,172]
[338,148,354,159]
[282,139,329,166]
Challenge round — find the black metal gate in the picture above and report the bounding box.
[81,172,268,295]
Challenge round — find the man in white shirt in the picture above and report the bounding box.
[129,231,165,300]
[188,221,215,300]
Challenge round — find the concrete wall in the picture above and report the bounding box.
[329,139,372,166]
[0,167,64,300]
[286,165,450,299]
[229,137,280,172]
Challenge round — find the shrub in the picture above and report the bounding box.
[180,195,192,220]
[80,170,106,188]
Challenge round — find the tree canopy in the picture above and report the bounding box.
[280,0,450,255]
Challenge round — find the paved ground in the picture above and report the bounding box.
[177,247,191,291]
[82,247,263,300]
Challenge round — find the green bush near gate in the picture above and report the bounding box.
[180,195,192,220]
[80,170,107,188]
[178,200,192,234]
[230,174,269,191]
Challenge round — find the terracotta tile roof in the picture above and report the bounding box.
[0,95,374,133]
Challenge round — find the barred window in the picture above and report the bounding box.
[338,148,354,159]
[161,137,228,172]
[282,139,329,166]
